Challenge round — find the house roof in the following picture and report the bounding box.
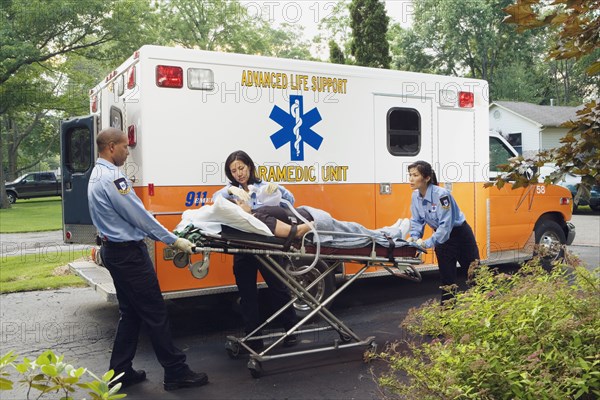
[491,101,581,128]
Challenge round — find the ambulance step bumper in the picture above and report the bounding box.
[69,261,117,303]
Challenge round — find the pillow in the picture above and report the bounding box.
[176,196,273,236]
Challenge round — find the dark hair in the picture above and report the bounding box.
[224,150,261,186]
[407,160,438,186]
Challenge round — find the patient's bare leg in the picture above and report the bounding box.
[295,223,314,238]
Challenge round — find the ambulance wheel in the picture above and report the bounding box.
[289,260,335,316]
[534,219,566,270]
[248,359,262,379]
[225,340,240,359]
[339,332,353,343]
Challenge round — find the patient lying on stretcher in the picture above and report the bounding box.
[238,201,409,244]
[175,193,411,249]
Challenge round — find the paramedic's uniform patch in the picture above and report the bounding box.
[114,178,131,195]
[440,196,450,209]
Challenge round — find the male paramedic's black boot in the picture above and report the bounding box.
[163,366,209,391]
[109,369,147,389]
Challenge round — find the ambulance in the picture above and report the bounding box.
[60,45,575,303]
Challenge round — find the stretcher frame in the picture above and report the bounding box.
[179,227,424,378]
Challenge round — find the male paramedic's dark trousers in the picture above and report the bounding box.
[434,222,480,303]
[101,241,187,376]
[234,254,298,334]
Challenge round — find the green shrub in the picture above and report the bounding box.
[369,258,600,400]
[0,350,125,399]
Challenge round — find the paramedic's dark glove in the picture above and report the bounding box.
[228,186,250,202]
[266,182,279,195]
[173,238,195,254]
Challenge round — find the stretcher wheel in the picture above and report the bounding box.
[368,341,378,353]
[248,359,262,378]
[225,339,240,359]
[289,260,335,315]
[339,332,353,343]
[173,252,190,268]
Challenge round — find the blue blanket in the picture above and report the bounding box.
[298,206,407,249]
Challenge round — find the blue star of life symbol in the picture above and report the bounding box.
[269,95,323,161]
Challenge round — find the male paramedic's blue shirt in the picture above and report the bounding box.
[409,184,466,249]
[213,181,295,210]
[88,158,177,244]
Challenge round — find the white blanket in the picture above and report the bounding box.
[175,196,273,236]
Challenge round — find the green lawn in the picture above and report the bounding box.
[0,197,87,293]
[0,197,62,233]
[0,251,86,294]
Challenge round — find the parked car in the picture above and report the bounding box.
[558,178,600,213]
[4,171,61,204]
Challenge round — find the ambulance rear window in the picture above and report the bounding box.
[64,127,92,173]
[387,108,420,156]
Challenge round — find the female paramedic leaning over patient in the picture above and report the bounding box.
[406,160,480,304]
[212,150,298,350]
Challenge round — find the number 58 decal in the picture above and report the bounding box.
[536,185,546,194]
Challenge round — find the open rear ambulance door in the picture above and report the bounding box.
[60,115,97,244]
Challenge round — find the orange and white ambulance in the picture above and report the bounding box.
[61,45,575,302]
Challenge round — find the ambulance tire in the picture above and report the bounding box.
[534,219,566,271]
[288,260,335,317]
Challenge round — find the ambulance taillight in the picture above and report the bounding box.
[127,66,136,89]
[128,125,136,146]
[459,91,474,108]
[156,65,183,88]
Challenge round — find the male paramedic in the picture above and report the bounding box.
[88,127,208,391]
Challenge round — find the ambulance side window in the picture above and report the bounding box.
[387,108,420,156]
[489,137,515,172]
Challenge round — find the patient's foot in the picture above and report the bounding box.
[295,222,314,238]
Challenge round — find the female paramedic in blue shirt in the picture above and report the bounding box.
[406,160,480,304]
[213,150,298,350]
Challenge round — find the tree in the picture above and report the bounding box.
[349,0,391,68]
[329,40,346,64]
[408,0,543,90]
[490,0,599,199]
[258,23,313,60]
[388,23,435,73]
[314,1,352,62]
[0,0,155,208]
[0,0,151,86]
[156,0,269,54]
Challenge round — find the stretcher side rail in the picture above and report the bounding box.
[179,226,425,281]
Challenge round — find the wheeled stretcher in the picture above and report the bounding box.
[172,221,425,378]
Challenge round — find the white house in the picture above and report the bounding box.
[489,101,581,157]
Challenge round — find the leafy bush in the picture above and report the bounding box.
[369,258,600,400]
[0,350,125,400]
